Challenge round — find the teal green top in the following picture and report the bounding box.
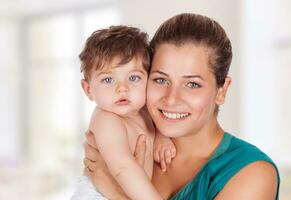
[170,132,280,200]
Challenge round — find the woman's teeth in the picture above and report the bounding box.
[161,110,190,119]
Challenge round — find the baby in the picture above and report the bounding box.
[71,25,175,200]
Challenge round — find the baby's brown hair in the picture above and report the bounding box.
[80,25,150,81]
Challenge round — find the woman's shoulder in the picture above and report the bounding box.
[210,132,279,178]
[170,132,280,200]
[218,132,274,162]
[206,132,280,199]
[214,160,279,199]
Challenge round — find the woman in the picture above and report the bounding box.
[83,13,280,199]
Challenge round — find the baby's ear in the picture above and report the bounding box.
[216,77,231,105]
[81,79,93,101]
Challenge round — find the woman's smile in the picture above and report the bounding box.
[158,109,191,120]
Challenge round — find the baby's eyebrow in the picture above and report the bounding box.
[131,69,146,74]
[96,71,112,77]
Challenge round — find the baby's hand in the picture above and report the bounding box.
[154,133,176,172]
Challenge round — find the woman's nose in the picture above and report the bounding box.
[163,86,180,106]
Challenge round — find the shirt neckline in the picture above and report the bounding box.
[171,132,233,199]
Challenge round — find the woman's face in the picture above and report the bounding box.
[146,43,229,138]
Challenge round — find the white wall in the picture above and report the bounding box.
[0,18,22,165]
[240,0,291,165]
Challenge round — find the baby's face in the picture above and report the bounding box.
[86,56,148,116]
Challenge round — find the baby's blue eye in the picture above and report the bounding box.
[129,75,141,82]
[101,77,114,84]
[186,82,200,88]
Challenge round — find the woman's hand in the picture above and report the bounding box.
[83,131,147,200]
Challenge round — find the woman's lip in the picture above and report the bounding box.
[158,109,190,115]
[158,109,191,120]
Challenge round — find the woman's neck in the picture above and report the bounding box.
[172,118,224,160]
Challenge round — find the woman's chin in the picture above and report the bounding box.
[157,127,184,138]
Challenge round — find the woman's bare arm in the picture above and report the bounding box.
[214,161,278,200]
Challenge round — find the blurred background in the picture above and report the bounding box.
[0,0,290,199]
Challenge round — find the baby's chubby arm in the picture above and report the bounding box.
[90,110,163,200]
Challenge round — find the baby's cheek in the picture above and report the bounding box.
[97,98,112,110]
[132,90,146,109]
[95,89,115,109]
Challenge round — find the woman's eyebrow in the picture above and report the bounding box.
[182,75,204,80]
[151,71,204,80]
[150,70,169,76]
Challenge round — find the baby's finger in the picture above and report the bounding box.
[154,148,160,162]
[159,149,165,165]
[165,149,172,164]
[171,147,177,158]
[161,159,167,172]
[159,150,167,172]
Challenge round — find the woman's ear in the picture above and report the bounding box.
[216,77,231,105]
[81,79,94,101]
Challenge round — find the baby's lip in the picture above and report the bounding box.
[115,98,130,105]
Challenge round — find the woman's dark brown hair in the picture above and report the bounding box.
[150,13,232,87]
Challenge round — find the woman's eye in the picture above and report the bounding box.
[129,75,141,82]
[101,77,114,84]
[153,78,167,85]
[186,82,201,88]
